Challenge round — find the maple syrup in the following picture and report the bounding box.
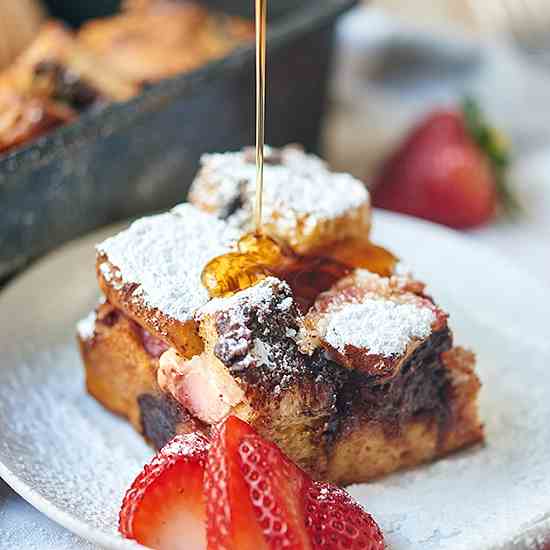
[254,0,267,234]
[202,233,397,310]
[200,0,397,308]
[201,232,283,298]
[272,239,396,313]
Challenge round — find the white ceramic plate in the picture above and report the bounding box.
[1,210,550,550]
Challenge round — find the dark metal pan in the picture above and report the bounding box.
[0,0,358,281]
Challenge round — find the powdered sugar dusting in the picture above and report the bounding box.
[0,346,149,540]
[200,278,307,388]
[198,276,290,318]
[97,204,239,322]
[76,311,96,340]
[191,147,369,235]
[325,299,436,357]
[158,432,209,458]
[199,277,296,373]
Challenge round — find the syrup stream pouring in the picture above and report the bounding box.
[254,0,267,235]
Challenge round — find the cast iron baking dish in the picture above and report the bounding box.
[0,0,358,282]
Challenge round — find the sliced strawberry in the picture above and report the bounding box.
[205,416,268,550]
[122,417,385,550]
[119,432,210,550]
[239,433,312,549]
[205,415,311,550]
[303,482,384,550]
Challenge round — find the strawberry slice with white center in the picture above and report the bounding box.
[206,416,385,550]
[119,417,385,550]
[238,433,312,549]
[119,432,210,550]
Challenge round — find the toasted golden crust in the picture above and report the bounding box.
[0,7,251,152]
[96,255,204,359]
[0,23,76,153]
[80,302,482,485]
[300,269,449,377]
[79,302,159,432]
[94,204,240,359]
[78,302,207,448]
[81,144,483,486]
[0,21,137,101]
[0,90,75,153]
[0,22,73,93]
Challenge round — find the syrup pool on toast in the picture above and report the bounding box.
[201,233,397,312]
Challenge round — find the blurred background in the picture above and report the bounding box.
[0,0,549,283]
[327,0,550,171]
[325,0,550,279]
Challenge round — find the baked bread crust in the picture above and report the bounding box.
[78,1,254,85]
[79,301,482,484]
[95,203,240,359]
[0,7,253,152]
[79,273,483,484]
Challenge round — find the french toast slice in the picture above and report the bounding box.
[188,145,371,255]
[78,300,207,449]
[79,148,483,485]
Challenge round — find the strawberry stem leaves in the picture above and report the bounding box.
[462,97,521,217]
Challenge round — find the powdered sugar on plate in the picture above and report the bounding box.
[325,299,435,357]
[97,204,239,322]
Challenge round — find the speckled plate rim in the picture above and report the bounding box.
[1,210,550,550]
[0,223,146,550]
[0,461,144,550]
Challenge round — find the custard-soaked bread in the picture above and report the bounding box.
[188,145,371,254]
[78,301,207,450]
[80,273,482,484]
[299,269,449,374]
[0,21,136,104]
[0,21,137,153]
[325,347,482,484]
[298,270,482,482]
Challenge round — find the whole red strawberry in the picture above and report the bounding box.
[372,99,516,229]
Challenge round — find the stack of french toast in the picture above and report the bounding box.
[78,145,483,486]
